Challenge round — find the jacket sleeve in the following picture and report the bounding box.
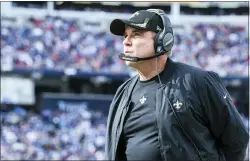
[196,71,249,161]
[105,84,124,160]
[105,76,135,160]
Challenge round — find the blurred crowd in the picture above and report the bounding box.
[172,24,248,77]
[1,16,127,74]
[1,16,248,77]
[1,106,107,160]
[1,105,248,160]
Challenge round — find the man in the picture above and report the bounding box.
[105,9,249,161]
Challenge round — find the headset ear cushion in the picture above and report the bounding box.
[154,31,163,53]
[163,33,174,52]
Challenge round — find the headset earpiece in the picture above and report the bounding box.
[162,28,174,52]
[146,9,174,54]
[154,31,163,53]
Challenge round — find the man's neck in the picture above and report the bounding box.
[136,57,167,81]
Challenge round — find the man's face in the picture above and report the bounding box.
[123,26,156,67]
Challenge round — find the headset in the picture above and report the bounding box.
[119,9,174,62]
[149,8,203,161]
[146,9,174,55]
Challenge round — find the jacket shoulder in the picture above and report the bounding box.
[176,62,206,75]
[173,61,223,92]
[115,74,138,94]
[176,61,220,82]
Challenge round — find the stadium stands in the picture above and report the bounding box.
[1,16,248,77]
[1,106,107,160]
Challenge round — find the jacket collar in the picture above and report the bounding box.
[160,58,177,84]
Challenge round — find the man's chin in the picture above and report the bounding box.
[125,60,136,65]
[125,61,141,69]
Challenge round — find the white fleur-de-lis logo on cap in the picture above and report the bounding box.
[130,12,140,19]
[130,18,149,28]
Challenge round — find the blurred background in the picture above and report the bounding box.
[0,1,249,160]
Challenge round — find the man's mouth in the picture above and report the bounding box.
[124,51,132,54]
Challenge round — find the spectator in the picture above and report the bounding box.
[1,16,248,77]
[1,106,107,160]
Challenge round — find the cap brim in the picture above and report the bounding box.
[110,19,147,36]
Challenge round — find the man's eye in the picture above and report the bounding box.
[134,32,140,36]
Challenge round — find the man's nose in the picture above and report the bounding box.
[123,37,132,46]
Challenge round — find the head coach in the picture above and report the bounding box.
[105,9,249,161]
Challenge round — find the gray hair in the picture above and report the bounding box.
[165,50,172,57]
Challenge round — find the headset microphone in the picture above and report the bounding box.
[119,54,139,62]
[119,52,166,62]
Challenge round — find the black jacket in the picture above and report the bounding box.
[105,59,249,161]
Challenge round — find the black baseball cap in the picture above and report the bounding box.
[110,10,164,36]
